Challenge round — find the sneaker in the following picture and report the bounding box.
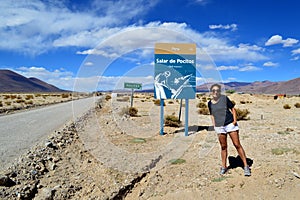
[220,167,227,175]
[244,166,251,176]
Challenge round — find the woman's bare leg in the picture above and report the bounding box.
[218,133,228,168]
[229,131,248,167]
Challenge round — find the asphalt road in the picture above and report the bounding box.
[0,97,99,170]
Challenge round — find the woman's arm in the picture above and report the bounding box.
[231,107,237,125]
[210,115,216,127]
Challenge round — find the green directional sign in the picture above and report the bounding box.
[124,82,142,89]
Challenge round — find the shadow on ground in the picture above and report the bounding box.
[228,155,253,169]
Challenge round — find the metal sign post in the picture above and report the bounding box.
[160,99,164,135]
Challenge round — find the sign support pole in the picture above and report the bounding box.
[130,88,134,107]
[185,99,189,136]
[160,99,164,135]
[178,99,183,122]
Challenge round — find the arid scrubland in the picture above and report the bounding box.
[0,93,91,114]
[1,92,300,199]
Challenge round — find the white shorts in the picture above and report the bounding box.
[214,123,239,134]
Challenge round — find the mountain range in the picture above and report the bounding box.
[196,77,300,95]
[0,69,64,93]
[1,69,299,94]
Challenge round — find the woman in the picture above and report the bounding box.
[208,84,251,176]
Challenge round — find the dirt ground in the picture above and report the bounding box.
[1,93,300,199]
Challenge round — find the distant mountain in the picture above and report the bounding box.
[196,77,300,95]
[0,69,65,92]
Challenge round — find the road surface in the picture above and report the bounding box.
[0,97,99,170]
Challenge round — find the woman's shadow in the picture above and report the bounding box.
[228,155,253,169]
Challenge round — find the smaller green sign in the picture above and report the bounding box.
[124,82,142,89]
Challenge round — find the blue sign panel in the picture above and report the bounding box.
[154,43,196,99]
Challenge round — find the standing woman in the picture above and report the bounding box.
[208,84,251,176]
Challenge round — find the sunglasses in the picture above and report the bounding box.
[211,89,220,93]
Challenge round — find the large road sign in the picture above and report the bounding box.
[154,43,196,99]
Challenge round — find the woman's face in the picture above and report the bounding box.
[211,86,221,98]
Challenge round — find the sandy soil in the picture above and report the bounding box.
[1,93,300,199]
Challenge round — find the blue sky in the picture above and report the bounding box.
[1,0,299,91]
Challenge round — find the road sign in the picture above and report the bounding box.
[124,82,142,89]
[154,43,196,99]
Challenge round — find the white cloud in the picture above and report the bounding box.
[84,62,94,66]
[0,0,158,55]
[209,24,238,31]
[291,56,299,61]
[263,61,278,67]
[265,35,298,47]
[216,65,239,71]
[292,48,300,55]
[239,65,261,72]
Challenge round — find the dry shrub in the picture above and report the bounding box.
[294,103,300,108]
[25,100,33,105]
[283,104,291,109]
[10,95,17,99]
[198,108,210,115]
[165,115,181,127]
[35,94,42,97]
[4,95,10,100]
[128,107,138,117]
[16,99,26,103]
[61,93,70,98]
[0,101,3,107]
[235,108,250,120]
[153,99,165,106]
[197,102,207,108]
[105,94,112,101]
[240,100,246,104]
[120,106,139,117]
[168,101,174,104]
[5,101,12,106]
[25,95,34,100]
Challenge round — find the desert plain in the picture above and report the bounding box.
[0,92,300,199]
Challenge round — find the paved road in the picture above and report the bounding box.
[0,97,99,170]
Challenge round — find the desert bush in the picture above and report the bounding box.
[5,101,12,106]
[35,93,42,97]
[120,106,139,117]
[201,97,207,102]
[271,148,293,155]
[16,99,26,103]
[168,101,174,104]
[17,96,22,99]
[25,100,33,105]
[169,158,186,165]
[294,102,300,108]
[128,107,138,117]
[235,108,250,120]
[226,90,235,94]
[240,100,246,104]
[0,101,2,107]
[10,95,17,99]
[283,104,291,109]
[165,115,181,127]
[198,108,210,115]
[197,102,207,108]
[154,99,165,106]
[25,95,34,100]
[4,95,10,100]
[105,94,112,101]
[61,93,70,98]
